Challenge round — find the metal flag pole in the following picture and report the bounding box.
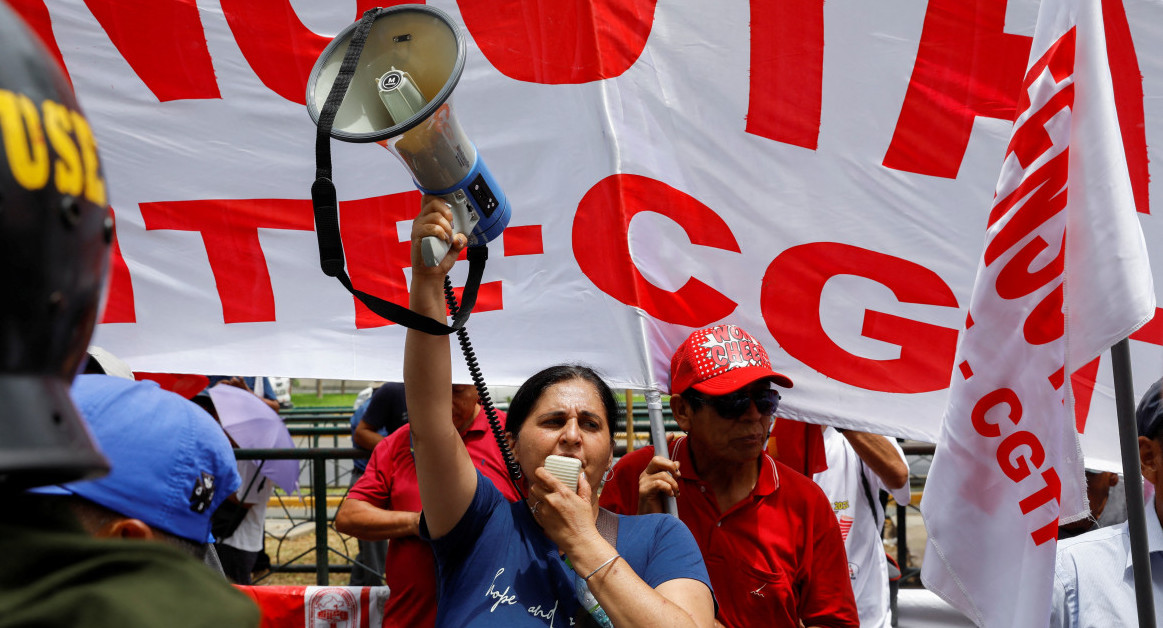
[625,390,637,454]
[1110,338,1155,628]
[632,314,679,517]
[645,389,679,517]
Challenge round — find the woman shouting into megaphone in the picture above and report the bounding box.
[403,197,715,627]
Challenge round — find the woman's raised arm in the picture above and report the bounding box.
[403,196,479,539]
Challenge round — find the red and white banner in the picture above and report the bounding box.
[10,0,1163,462]
[235,585,390,628]
[920,0,1154,624]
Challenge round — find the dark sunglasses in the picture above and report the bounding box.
[684,388,780,420]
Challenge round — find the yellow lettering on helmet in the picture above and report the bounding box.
[44,100,83,197]
[0,88,50,191]
[71,111,105,207]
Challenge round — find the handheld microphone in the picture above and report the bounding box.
[544,455,583,493]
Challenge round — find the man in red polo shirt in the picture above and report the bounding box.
[600,324,858,628]
[335,384,519,628]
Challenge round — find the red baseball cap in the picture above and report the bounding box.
[669,324,793,395]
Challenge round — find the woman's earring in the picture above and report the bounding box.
[599,466,614,491]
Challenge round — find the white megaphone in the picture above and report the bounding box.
[306,5,510,267]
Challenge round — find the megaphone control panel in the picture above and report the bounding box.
[469,174,499,218]
[418,160,509,267]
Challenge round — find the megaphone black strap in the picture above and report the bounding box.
[310,8,485,335]
[315,9,380,177]
[332,247,487,336]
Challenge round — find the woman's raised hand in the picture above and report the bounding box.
[411,194,468,277]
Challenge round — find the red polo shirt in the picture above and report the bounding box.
[347,408,519,628]
[599,437,858,628]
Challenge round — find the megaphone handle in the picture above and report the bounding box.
[421,191,475,267]
[421,235,450,268]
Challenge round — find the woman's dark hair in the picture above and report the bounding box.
[506,364,619,446]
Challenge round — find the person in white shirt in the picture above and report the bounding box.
[813,427,910,628]
[216,460,274,584]
[193,388,277,585]
[1051,377,1163,628]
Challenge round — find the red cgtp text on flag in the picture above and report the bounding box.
[966,27,1077,546]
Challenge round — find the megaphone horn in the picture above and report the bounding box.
[307,5,510,268]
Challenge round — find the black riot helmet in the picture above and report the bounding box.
[0,2,113,491]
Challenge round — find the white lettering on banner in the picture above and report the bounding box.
[700,325,765,370]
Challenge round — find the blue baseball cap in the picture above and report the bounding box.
[1137,377,1163,440]
[33,375,241,543]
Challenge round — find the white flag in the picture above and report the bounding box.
[919,0,1154,626]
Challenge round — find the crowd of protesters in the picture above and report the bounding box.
[3,3,1156,626]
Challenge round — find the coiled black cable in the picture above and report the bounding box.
[443,276,526,501]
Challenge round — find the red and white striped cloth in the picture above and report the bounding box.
[235,585,391,628]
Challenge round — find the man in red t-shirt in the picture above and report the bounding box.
[335,384,519,627]
[599,324,858,628]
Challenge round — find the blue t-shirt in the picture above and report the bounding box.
[359,382,408,434]
[424,470,712,627]
[349,400,374,473]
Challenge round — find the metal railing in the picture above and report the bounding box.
[234,447,365,585]
[251,411,933,587]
